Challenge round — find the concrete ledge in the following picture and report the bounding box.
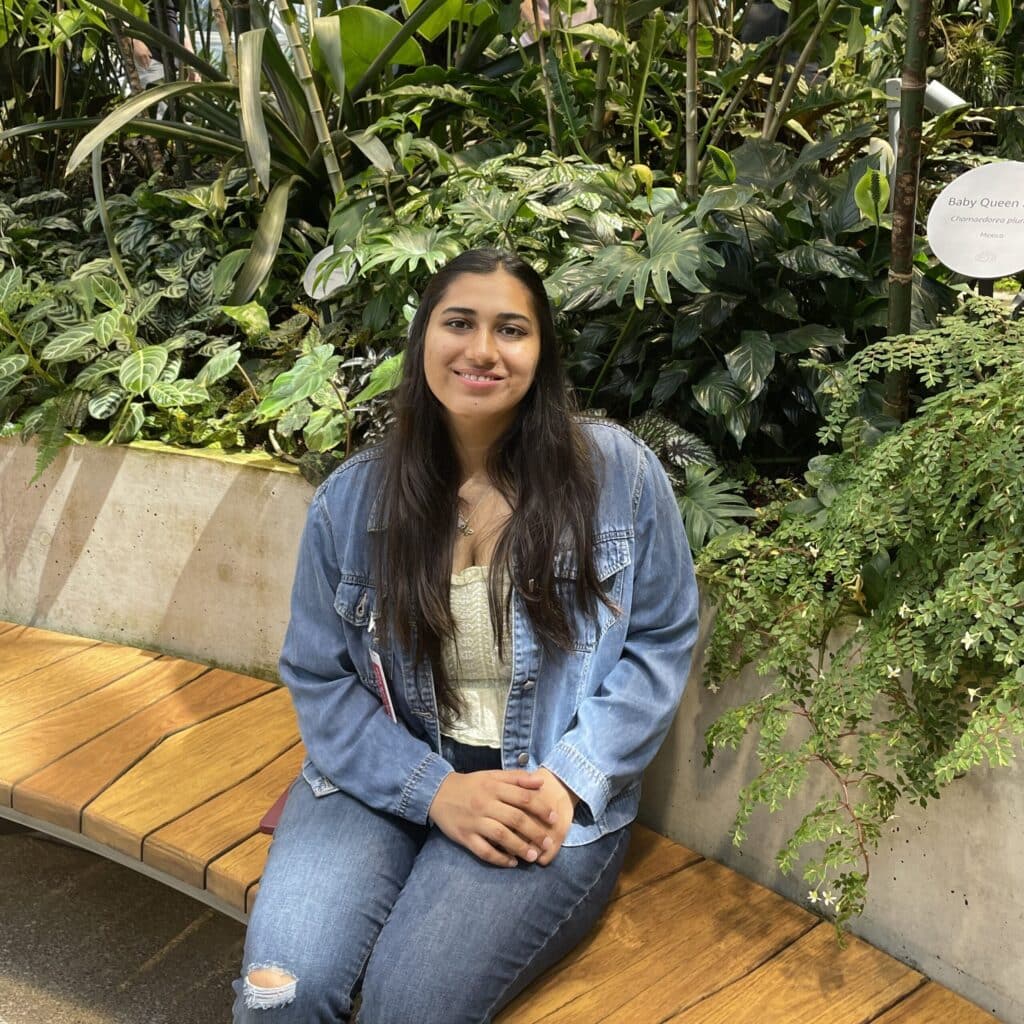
[0,438,313,680]
[1,436,1018,1021]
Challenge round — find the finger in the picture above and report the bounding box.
[495,783,555,822]
[468,834,518,868]
[485,821,541,864]
[503,770,545,789]
[490,805,552,853]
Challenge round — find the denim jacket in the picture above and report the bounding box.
[282,420,700,845]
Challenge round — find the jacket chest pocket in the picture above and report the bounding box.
[333,577,387,691]
[553,535,632,651]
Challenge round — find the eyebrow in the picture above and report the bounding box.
[440,306,531,323]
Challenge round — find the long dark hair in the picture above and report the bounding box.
[375,248,612,725]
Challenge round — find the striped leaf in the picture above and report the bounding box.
[88,384,126,420]
[93,309,121,348]
[228,175,298,305]
[113,402,145,442]
[41,325,94,363]
[119,346,169,394]
[91,275,123,309]
[74,355,123,390]
[149,379,209,408]
[0,353,29,380]
[0,267,23,311]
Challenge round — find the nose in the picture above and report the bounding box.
[464,325,499,365]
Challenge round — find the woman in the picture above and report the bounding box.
[232,249,699,1023]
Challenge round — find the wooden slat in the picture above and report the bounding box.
[207,832,272,913]
[0,657,208,804]
[144,743,305,888]
[612,825,702,901]
[0,643,157,735]
[498,860,815,1024]
[871,982,998,1023]
[667,924,921,1023]
[82,687,298,858]
[0,621,22,636]
[12,669,274,831]
[0,625,101,685]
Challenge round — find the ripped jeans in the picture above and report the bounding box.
[231,740,630,1024]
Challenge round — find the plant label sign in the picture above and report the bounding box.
[927,162,1024,278]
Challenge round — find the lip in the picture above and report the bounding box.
[452,369,505,389]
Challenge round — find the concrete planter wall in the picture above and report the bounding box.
[1,437,1019,1022]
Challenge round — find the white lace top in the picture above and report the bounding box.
[440,564,512,748]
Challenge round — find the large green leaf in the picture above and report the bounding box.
[777,241,869,280]
[196,344,242,386]
[0,267,23,311]
[677,464,754,551]
[692,368,743,415]
[313,15,346,97]
[724,331,775,398]
[994,0,1011,39]
[590,213,722,309]
[41,325,94,363]
[0,353,29,380]
[119,346,169,394]
[303,408,348,452]
[149,380,210,408]
[254,345,342,421]
[350,353,404,406]
[66,81,234,174]
[772,324,847,353]
[401,0,465,42]
[87,384,125,420]
[228,176,298,305]
[337,8,425,89]
[239,29,272,192]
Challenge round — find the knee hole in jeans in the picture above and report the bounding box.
[243,964,298,1009]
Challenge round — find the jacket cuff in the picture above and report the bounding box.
[398,751,454,824]
[541,740,612,821]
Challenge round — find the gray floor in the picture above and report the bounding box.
[0,825,246,1024]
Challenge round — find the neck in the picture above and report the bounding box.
[446,411,513,483]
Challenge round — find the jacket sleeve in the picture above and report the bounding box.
[279,489,453,824]
[541,444,700,819]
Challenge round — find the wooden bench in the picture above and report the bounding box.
[0,620,999,1023]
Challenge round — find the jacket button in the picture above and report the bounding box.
[517,752,529,766]
[523,679,536,691]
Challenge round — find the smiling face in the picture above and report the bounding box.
[422,268,542,438]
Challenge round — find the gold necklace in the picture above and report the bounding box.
[456,488,488,536]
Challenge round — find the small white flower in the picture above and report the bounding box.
[886,665,901,679]
[707,682,721,694]
[962,631,977,651]
[822,890,836,907]
[807,889,819,904]
[898,602,911,619]
[967,687,981,702]
[805,543,820,558]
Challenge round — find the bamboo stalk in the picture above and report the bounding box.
[587,0,613,152]
[209,0,238,82]
[272,0,345,199]
[885,0,934,422]
[685,0,698,200]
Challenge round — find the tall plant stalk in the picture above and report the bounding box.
[272,0,344,199]
[587,0,613,151]
[685,0,698,199]
[210,0,238,82]
[885,0,934,422]
[764,0,842,141]
[530,0,560,154]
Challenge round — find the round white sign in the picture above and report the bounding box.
[926,161,1024,278]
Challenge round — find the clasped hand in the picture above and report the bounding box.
[428,767,576,868]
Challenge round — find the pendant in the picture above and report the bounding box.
[457,515,474,536]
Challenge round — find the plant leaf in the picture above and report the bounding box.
[725,331,775,398]
[350,353,404,405]
[149,380,210,407]
[854,168,890,227]
[196,343,242,386]
[239,29,271,192]
[254,344,342,421]
[228,176,298,304]
[119,346,169,394]
[692,368,744,415]
[41,325,94,363]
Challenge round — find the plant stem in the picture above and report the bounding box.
[531,0,561,154]
[685,0,699,200]
[209,0,238,82]
[885,0,933,423]
[587,0,613,154]
[587,307,637,407]
[764,0,842,142]
[272,0,345,200]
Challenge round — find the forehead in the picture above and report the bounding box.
[433,269,536,318]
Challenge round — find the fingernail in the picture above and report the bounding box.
[508,858,517,867]
[542,836,553,849]
[526,848,538,862]
[548,811,557,823]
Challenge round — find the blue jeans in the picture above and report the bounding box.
[231,740,630,1023]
